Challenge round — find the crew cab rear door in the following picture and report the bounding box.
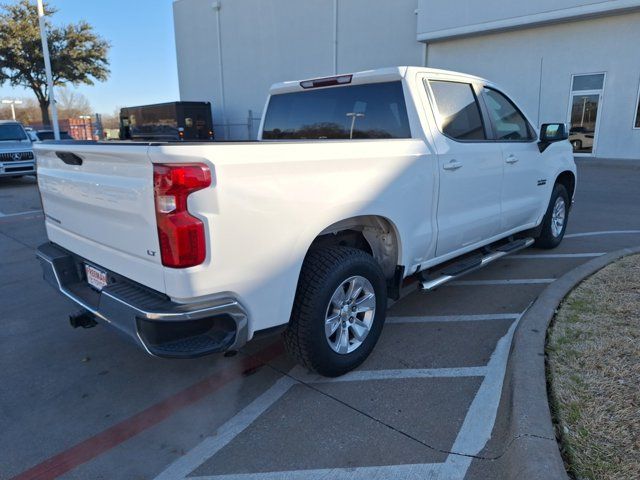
[423,76,504,257]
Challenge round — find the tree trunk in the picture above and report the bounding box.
[39,100,51,127]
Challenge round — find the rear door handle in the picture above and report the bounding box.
[505,155,519,164]
[443,159,463,171]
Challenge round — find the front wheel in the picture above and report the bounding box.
[283,246,387,377]
[534,183,570,249]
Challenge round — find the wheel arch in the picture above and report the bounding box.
[307,215,402,280]
[555,170,576,201]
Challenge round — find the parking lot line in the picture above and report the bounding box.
[386,313,520,324]
[155,375,298,480]
[564,229,640,238]
[10,342,284,480]
[155,320,524,480]
[447,279,555,286]
[436,313,523,478]
[514,252,604,258]
[0,209,42,218]
[156,363,492,480]
[186,462,445,480]
[294,366,489,384]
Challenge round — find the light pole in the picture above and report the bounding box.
[1,99,23,120]
[36,0,60,140]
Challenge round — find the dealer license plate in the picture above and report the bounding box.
[85,264,108,291]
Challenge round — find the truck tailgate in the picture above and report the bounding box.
[35,143,166,293]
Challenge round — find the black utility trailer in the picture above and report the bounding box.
[119,101,214,141]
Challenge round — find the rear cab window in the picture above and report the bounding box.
[262,81,411,140]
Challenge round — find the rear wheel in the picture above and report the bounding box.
[535,183,570,249]
[283,246,387,377]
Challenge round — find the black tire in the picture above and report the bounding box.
[283,246,387,377]
[534,183,570,249]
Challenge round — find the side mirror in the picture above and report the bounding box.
[538,123,568,153]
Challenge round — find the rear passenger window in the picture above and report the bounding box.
[428,80,486,140]
[262,81,411,140]
[482,88,534,141]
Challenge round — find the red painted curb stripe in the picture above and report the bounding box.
[10,342,284,480]
[0,213,42,224]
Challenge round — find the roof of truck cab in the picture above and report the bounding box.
[269,66,489,95]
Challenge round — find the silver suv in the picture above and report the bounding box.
[0,120,35,178]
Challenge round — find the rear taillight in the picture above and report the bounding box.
[153,163,211,268]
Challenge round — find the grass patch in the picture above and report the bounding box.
[547,254,640,480]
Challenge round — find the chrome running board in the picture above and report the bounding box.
[420,238,535,291]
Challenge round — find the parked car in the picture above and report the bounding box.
[34,67,575,376]
[568,126,594,152]
[32,130,74,141]
[24,127,38,142]
[0,120,35,178]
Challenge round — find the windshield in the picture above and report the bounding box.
[0,124,28,141]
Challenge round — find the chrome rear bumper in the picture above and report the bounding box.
[36,242,248,358]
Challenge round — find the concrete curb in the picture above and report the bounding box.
[470,245,640,480]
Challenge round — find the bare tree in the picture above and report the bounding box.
[0,97,41,124]
[56,88,92,118]
[100,106,122,129]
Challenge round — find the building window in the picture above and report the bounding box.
[428,80,486,141]
[262,81,411,140]
[569,73,605,154]
[572,74,605,91]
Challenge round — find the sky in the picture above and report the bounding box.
[0,0,180,115]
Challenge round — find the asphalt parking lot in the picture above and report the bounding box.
[2,161,640,480]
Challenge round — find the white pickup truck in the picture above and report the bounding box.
[35,67,576,376]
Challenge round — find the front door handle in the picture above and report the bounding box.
[506,155,519,164]
[443,159,463,171]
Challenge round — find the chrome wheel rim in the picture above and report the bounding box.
[551,197,566,238]
[325,275,376,355]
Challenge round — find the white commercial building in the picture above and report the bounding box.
[173,0,640,159]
